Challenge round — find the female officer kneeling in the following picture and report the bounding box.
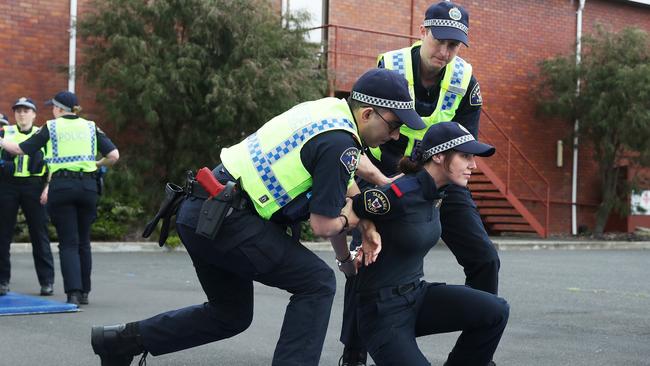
[349,121,509,366]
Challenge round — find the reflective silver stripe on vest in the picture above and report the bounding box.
[246,118,354,207]
[441,57,465,111]
[391,51,407,77]
[47,120,97,164]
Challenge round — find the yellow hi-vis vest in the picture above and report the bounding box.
[372,41,473,159]
[2,125,46,177]
[220,97,361,220]
[45,117,98,174]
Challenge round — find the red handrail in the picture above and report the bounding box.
[479,109,550,236]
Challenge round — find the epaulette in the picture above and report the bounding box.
[390,176,421,198]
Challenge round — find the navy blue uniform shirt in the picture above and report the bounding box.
[351,169,445,291]
[17,115,117,156]
[376,45,481,177]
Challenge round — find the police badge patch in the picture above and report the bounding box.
[470,83,483,106]
[340,147,360,174]
[363,189,390,215]
[449,7,462,21]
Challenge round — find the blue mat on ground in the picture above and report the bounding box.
[0,292,79,315]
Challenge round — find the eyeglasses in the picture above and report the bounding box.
[372,108,402,133]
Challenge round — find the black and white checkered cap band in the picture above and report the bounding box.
[422,134,474,160]
[351,91,414,110]
[15,101,37,110]
[51,99,72,112]
[423,19,468,35]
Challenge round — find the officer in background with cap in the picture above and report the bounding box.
[339,2,500,365]
[0,91,120,305]
[350,122,508,366]
[88,68,426,366]
[0,98,55,297]
[0,112,8,126]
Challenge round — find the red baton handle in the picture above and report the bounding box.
[196,167,225,198]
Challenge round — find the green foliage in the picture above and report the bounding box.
[536,26,650,234]
[92,164,145,240]
[79,0,326,192]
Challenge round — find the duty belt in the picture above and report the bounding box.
[0,176,45,185]
[52,170,97,179]
[357,281,420,303]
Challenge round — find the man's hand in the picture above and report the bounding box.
[340,197,360,230]
[359,219,381,266]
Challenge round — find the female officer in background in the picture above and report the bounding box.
[0,98,55,297]
[350,122,509,366]
[0,91,119,305]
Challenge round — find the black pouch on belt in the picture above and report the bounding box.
[142,182,186,246]
[195,181,237,240]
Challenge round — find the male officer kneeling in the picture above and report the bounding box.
[90,68,426,366]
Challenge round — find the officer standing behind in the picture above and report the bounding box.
[89,68,426,366]
[0,112,8,127]
[0,98,55,297]
[0,91,120,305]
[352,122,508,366]
[340,3,500,364]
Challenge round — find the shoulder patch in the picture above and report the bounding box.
[340,147,360,174]
[469,82,482,106]
[363,189,390,215]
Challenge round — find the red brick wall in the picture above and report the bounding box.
[0,0,103,128]
[328,0,650,233]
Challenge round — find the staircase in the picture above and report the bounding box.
[468,110,550,238]
[469,163,545,236]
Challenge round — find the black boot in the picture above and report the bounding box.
[339,347,368,366]
[91,322,146,366]
[67,291,81,305]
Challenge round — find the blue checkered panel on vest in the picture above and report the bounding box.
[441,58,465,111]
[246,118,354,207]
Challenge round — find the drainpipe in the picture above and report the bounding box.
[572,0,585,235]
[68,0,78,93]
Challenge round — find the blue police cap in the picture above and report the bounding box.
[420,122,494,160]
[424,1,470,46]
[45,90,78,112]
[12,97,37,111]
[351,68,426,130]
[0,112,8,126]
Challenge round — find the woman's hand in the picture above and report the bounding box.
[359,219,381,266]
[40,184,49,205]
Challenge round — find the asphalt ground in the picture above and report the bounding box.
[1,247,649,366]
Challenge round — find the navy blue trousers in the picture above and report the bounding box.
[341,185,500,349]
[47,177,98,293]
[0,180,54,286]
[138,198,336,366]
[358,281,509,366]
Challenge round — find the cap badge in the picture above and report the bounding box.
[449,7,462,21]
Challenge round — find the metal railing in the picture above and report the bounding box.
[478,109,550,236]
